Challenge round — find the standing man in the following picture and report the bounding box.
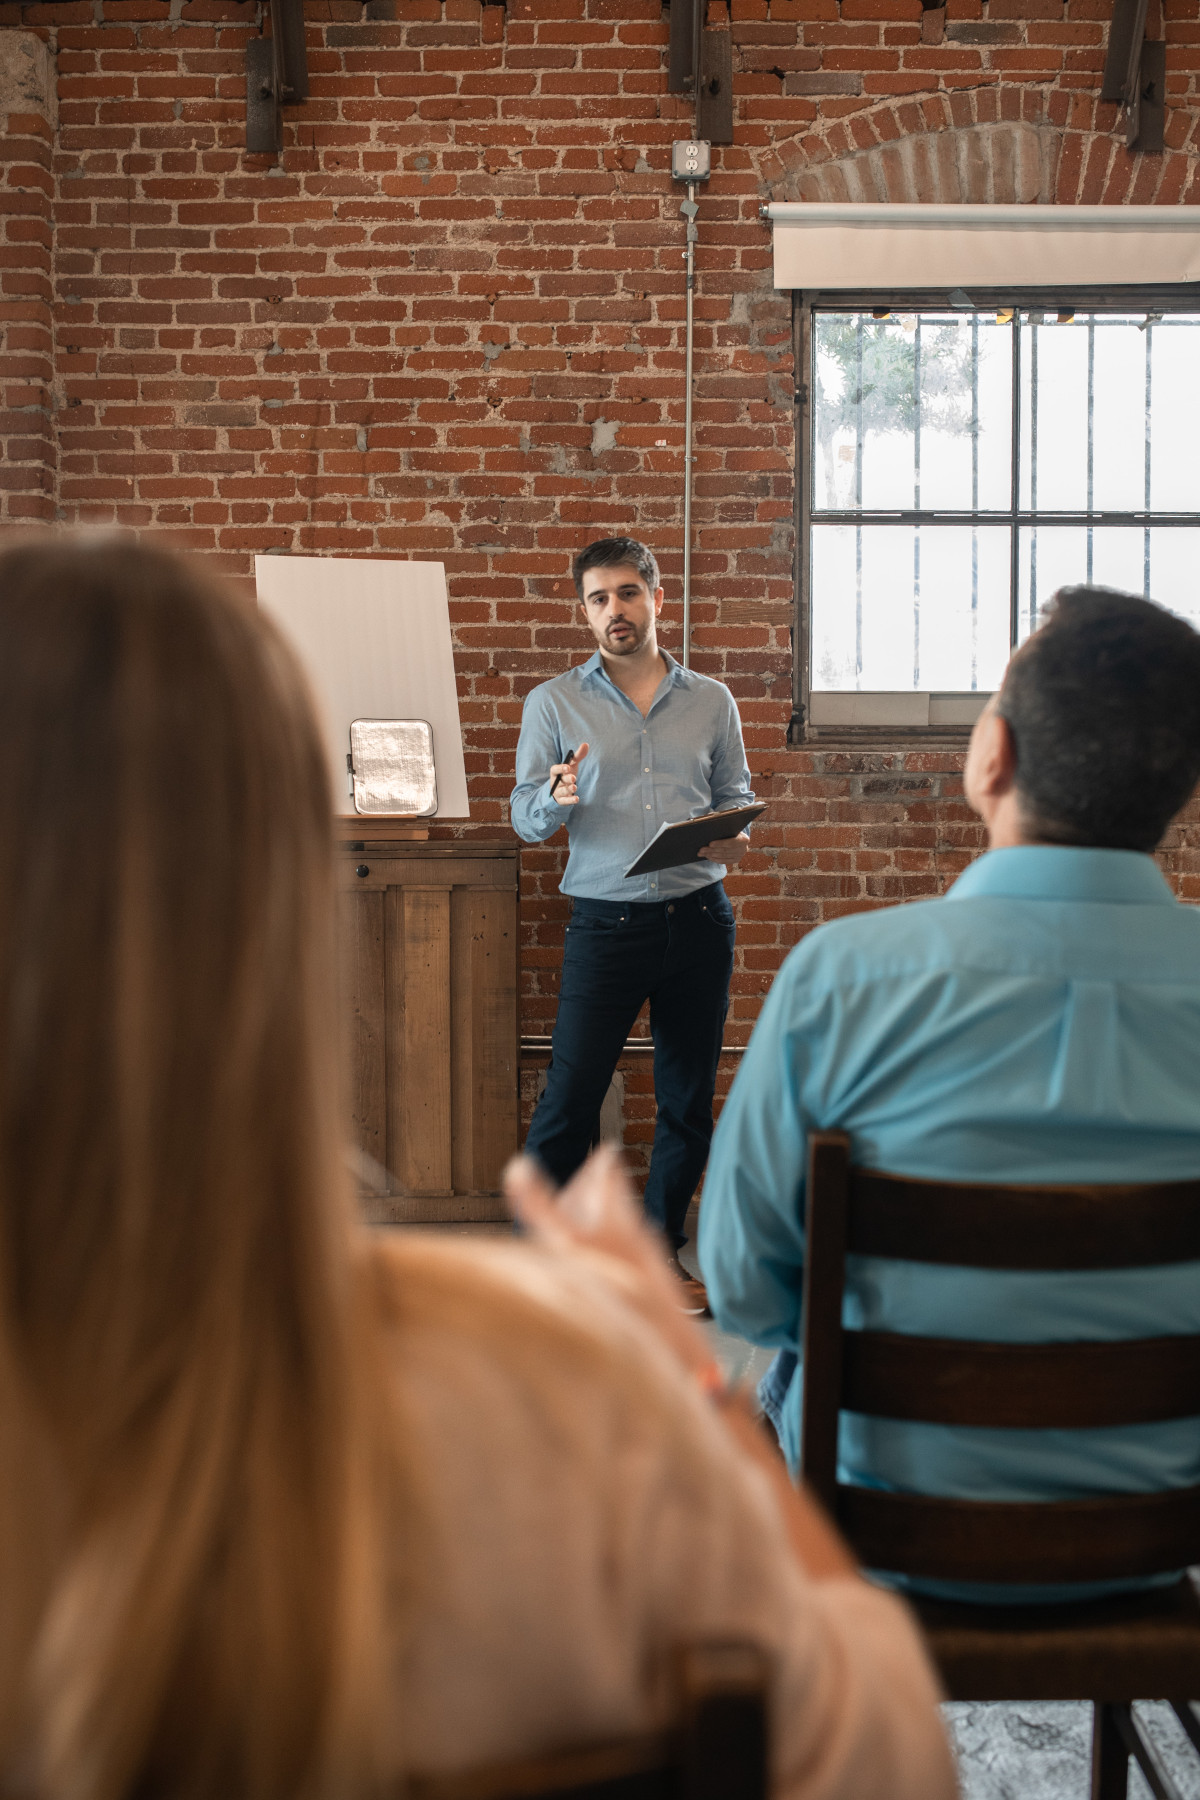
[510,537,753,1307]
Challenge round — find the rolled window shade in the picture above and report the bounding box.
[764,202,1200,291]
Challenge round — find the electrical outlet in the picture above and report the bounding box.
[671,139,711,183]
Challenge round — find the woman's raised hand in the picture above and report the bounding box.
[504,1145,712,1376]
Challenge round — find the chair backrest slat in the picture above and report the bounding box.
[838,1486,1200,1587]
[801,1132,1200,1587]
[842,1331,1200,1429]
[676,1643,769,1800]
[848,1170,1200,1269]
[799,1135,849,1513]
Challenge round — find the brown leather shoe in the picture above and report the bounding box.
[666,1254,711,1317]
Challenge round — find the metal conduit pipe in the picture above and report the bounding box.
[672,138,709,667]
[682,176,696,670]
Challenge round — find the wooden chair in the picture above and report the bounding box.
[800,1131,1200,1800]
[408,1642,768,1800]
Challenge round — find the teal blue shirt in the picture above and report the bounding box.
[699,847,1200,1599]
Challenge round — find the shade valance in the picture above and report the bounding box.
[763,202,1200,291]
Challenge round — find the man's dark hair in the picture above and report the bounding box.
[572,537,659,600]
[997,585,1200,852]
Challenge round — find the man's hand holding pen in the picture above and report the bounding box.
[549,742,590,805]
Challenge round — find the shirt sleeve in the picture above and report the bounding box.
[552,1260,958,1800]
[376,1235,956,1800]
[708,688,755,815]
[509,686,574,844]
[698,949,822,1347]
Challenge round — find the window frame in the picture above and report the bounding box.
[789,284,1200,745]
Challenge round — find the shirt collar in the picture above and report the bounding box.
[946,845,1178,907]
[579,648,688,689]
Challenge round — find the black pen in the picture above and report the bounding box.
[549,748,576,797]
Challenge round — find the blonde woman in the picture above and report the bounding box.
[0,533,956,1800]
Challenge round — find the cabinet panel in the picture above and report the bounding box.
[451,886,519,1194]
[337,843,518,1222]
[397,887,452,1194]
[339,886,386,1168]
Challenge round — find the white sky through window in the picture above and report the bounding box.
[810,312,1200,695]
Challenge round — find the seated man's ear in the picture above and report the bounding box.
[964,702,1018,816]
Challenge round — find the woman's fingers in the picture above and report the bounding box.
[503,1154,567,1241]
[556,1142,637,1231]
[505,1147,714,1375]
[507,1146,646,1258]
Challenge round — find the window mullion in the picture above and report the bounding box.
[811,510,1197,526]
[1086,316,1095,583]
[791,291,813,746]
[1010,311,1022,652]
[1029,318,1039,634]
[855,316,864,687]
[913,317,922,688]
[1144,319,1153,598]
[971,313,979,691]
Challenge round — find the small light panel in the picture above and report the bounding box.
[671,139,711,183]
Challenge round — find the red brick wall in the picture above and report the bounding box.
[3,0,1200,1165]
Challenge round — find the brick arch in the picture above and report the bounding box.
[763,91,1200,209]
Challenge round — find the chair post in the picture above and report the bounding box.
[800,1132,850,1515]
[677,1643,769,1800]
[1091,1703,1129,1800]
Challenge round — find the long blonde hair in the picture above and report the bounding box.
[0,534,389,1799]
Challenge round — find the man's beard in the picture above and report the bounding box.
[604,619,647,655]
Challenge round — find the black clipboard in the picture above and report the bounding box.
[624,802,766,879]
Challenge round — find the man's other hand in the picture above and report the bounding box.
[698,829,750,864]
[550,741,590,804]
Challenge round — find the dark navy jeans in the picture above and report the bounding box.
[525,882,736,1248]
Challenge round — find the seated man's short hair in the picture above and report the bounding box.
[999,586,1200,853]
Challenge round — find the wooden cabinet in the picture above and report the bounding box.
[337,833,519,1223]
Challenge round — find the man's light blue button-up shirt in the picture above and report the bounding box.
[699,846,1200,1597]
[510,650,753,902]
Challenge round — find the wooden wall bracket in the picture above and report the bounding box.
[1101,0,1165,153]
[246,0,309,155]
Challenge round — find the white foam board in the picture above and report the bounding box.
[254,555,469,819]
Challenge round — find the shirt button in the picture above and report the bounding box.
[644,766,650,773]
[667,904,675,914]
[645,803,651,809]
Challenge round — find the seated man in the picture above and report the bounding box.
[699,586,1200,1601]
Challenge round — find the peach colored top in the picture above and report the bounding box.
[371,1234,957,1800]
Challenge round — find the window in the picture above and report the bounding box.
[792,297,1200,736]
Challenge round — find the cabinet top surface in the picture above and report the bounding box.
[335,837,518,861]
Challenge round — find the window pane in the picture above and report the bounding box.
[1150,318,1200,511]
[1091,318,1150,513]
[813,313,1011,514]
[1020,318,1089,511]
[806,308,1200,714]
[1021,313,1200,516]
[812,524,1011,692]
[1017,526,1200,640]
